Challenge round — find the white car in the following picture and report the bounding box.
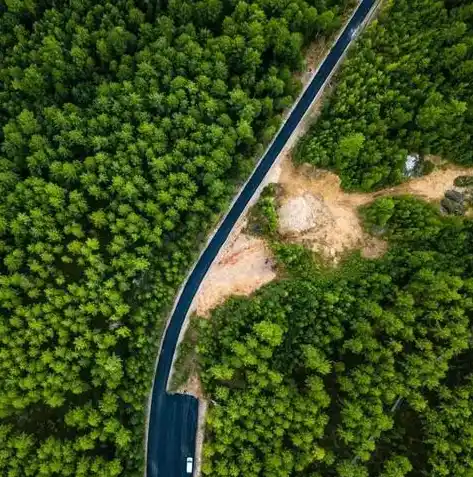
[350,26,359,39]
[186,457,193,474]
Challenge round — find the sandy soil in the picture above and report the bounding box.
[193,398,208,477]
[178,373,204,399]
[279,193,330,235]
[277,159,380,260]
[386,165,471,201]
[277,157,473,262]
[192,148,286,318]
[193,222,277,317]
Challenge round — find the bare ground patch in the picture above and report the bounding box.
[385,164,473,201]
[296,37,334,87]
[277,156,473,262]
[193,223,277,317]
[177,373,204,399]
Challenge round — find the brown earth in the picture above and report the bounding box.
[193,221,277,317]
[178,373,204,399]
[193,155,473,315]
[277,156,473,262]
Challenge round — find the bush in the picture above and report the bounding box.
[454,175,473,188]
[421,160,435,176]
[246,184,280,237]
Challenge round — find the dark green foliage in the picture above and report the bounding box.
[454,175,473,187]
[421,160,435,176]
[199,195,473,476]
[296,0,473,191]
[0,0,351,474]
[422,378,473,476]
[271,241,321,278]
[361,195,446,241]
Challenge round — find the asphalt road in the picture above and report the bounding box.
[146,1,376,475]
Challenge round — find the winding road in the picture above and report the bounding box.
[146,0,377,475]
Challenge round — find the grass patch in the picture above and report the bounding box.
[169,316,201,393]
[245,184,280,238]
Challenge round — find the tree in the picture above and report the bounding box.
[0,0,349,473]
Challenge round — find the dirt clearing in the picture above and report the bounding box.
[192,140,473,314]
[277,157,473,262]
[193,221,276,317]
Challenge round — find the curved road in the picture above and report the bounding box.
[146,0,376,475]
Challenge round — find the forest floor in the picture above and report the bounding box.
[194,229,277,317]
[296,35,333,88]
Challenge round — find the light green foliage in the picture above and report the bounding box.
[246,184,280,237]
[0,0,352,474]
[170,317,200,392]
[272,241,321,278]
[379,456,412,477]
[424,378,473,477]
[199,195,473,476]
[337,132,365,159]
[296,0,473,191]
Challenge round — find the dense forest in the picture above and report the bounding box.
[0,0,353,475]
[199,195,473,477]
[296,0,473,191]
[197,0,473,476]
